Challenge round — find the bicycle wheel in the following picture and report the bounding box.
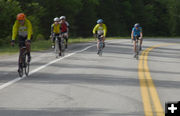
[25,54,30,77]
[55,37,59,58]
[99,50,102,56]
[136,53,139,60]
[98,42,103,56]
[18,64,23,77]
[99,46,103,56]
[136,40,139,60]
[61,38,65,56]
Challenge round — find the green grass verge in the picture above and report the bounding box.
[4,36,171,55]
[0,38,96,55]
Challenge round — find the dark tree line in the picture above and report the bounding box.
[0,0,180,45]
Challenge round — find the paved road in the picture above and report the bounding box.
[0,39,179,116]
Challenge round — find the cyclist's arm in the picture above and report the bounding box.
[103,24,107,37]
[140,32,143,39]
[140,28,143,39]
[51,24,54,35]
[131,31,134,39]
[27,19,33,40]
[12,20,18,40]
[93,24,98,35]
[65,21,70,33]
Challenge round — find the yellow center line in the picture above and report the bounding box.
[138,44,176,116]
[144,47,164,116]
[138,49,153,116]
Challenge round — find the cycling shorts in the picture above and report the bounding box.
[52,33,61,43]
[133,36,142,41]
[97,34,104,41]
[18,35,32,48]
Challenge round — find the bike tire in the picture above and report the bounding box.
[55,37,59,58]
[61,38,65,57]
[99,50,102,56]
[18,65,23,77]
[135,39,139,60]
[99,42,103,56]
[25,54,30,77]
[136,54,139,60]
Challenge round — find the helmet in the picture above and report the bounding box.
[97,19,103,24]
[54,17,60,22]
[60,16,66,20]
[17,13,25,20]
[134,23,140,28]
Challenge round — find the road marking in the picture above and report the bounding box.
[138,50,153,116]
[139,44,176,116]
[0,45,94,90]
[144,47,164,116]
[0,39,130,91]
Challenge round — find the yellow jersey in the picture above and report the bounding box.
[12,18,33,40]
[93,24,107,37]
[51,23,61,34]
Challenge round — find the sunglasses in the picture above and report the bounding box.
[18,20,24,23]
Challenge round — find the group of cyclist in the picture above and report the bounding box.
[51,16,69,49]
[50,16,69,56]
[11,13,143,73]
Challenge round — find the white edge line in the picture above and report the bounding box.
[0,45,94,90]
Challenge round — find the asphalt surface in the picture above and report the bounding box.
[0,39,179,116]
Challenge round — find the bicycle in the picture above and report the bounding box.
[134,36,140,60]
[54,35,61,58]
[97,35,104,56]
[18,46,30,77]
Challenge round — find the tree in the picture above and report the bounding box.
[0,0,21,45]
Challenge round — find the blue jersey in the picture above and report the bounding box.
[132,27,142,36]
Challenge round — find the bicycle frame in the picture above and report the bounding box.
[18,46,29,77]
[135,36,140,60]
[97,35,104,56]
[54,35,60,58]
[60,34,65,56]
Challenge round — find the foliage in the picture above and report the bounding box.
[0,0,21,45]
[0,0,180,46]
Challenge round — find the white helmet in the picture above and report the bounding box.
[60,16,66,20]
[54,17,60,22]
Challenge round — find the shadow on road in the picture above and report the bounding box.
[0,107,144,116]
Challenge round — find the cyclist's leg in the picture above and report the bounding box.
[58,35,62,55]
[140,37,143,50]
[102,36,105,48]
[65,32,68,48]
[26,35,32,62]
[133,36,136,52]
[97,41,99,49]
[18,36,26,70]
[97,35,101,50]
[52,33,55,48]
[133,36,137,57]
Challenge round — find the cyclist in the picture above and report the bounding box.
[59,16,69,49]
[11,13,33,72]
[131,23,143,57]
[50,17,62,55]
[92,19,107,54]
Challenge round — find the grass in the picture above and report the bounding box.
[2,36,177,55]
[0,45,19,55]
[0,38,96,55]
[68,37,95,43]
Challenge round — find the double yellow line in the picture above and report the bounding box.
[138,44,175,116]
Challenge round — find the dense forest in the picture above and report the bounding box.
[0,0,180,45]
